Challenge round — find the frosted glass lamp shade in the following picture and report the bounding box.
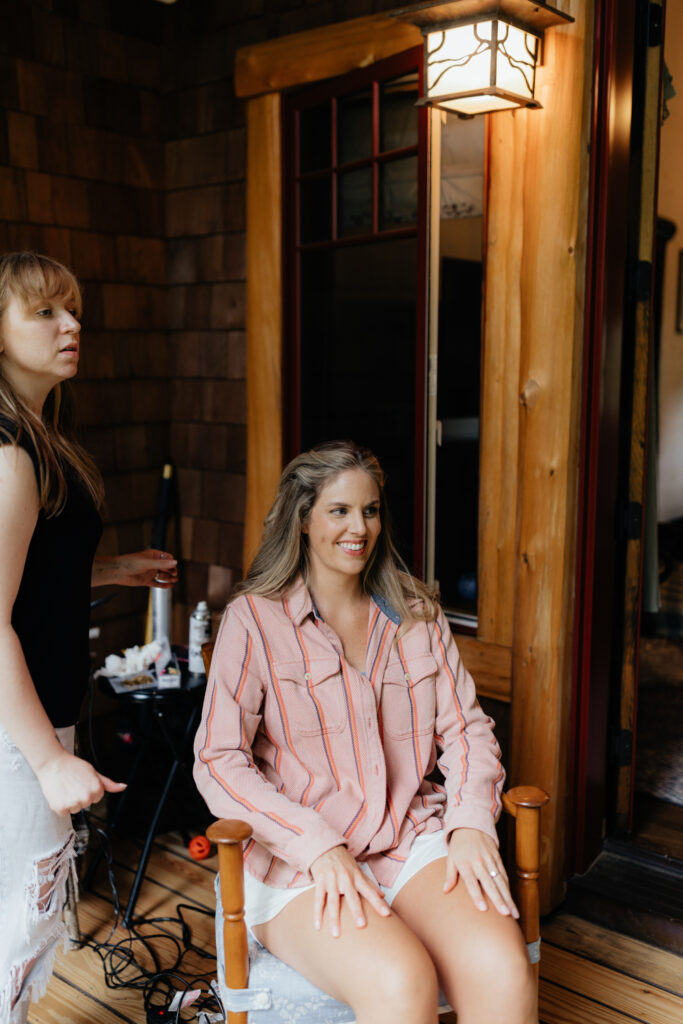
[423,19,540,116]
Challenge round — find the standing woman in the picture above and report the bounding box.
[0,252,177,1023]
[195,442,536,1024]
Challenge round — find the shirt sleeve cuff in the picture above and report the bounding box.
[443,807,500,847]
[291,827,349,876]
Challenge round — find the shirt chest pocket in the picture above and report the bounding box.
[381,653,438,738]
[272,657,345,736]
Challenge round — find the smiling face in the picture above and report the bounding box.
[0,291,81,410]
[302,468,382,588]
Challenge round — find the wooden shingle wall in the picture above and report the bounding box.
[0,0,411,661]
[0,0,167,659]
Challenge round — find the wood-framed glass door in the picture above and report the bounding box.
[283,48,428,574]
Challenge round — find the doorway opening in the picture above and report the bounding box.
[283,49,428,574]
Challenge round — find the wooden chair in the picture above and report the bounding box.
[200,645,549,1023]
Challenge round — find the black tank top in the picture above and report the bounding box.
[1,418,102,727]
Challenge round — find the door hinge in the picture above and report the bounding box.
[622,501,642,541]
[615,729,634,767]
[636,260,652,302]
[648,3,662,47]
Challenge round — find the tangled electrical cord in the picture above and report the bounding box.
[78,674,224,1024]
[79,819,224,1023]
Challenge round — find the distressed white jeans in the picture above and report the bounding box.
[0,725,76,1024]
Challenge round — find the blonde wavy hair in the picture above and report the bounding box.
[0,252,104,515]
[234,441,437,626]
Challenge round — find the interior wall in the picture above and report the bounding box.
[657,3,683,523]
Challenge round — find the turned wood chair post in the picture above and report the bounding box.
[502,786,550,975]
[206,819,254,1024]
[202,642,254,1024]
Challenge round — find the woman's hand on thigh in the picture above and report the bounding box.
[444,828,519,919]
[310,845,391,937]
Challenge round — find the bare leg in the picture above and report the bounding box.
[253,888,440,1024]
[392,858,537,1024]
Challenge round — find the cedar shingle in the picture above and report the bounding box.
[207,564,233,608]
[201,470,246,524]
[25,171,54,223]
[8,112,38,169]
[177,468,203,518]
[0,167,28,220]
[209,282,245,330]
[217,521,244,568]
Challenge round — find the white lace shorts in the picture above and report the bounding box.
[0,725,76,1024]
[243,830,449,930]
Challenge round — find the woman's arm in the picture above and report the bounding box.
[431,607,505,838]
[0,445,125,815]
[92,548,177,588]
[194,602,350,878]
[430,608,517,916]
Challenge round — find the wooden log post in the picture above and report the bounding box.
[243,92,283,570]
[205,819,254,1024]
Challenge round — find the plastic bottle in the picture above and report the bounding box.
[189,600,211,675]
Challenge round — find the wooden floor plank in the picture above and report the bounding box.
[542,913,683,996]
[541,944,683,1024]
[539,979,647,1024]
[28,969,136,1024]
[84,835,216,915]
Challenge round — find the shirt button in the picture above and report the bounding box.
[404,673,411,682]
[304,672,312,680]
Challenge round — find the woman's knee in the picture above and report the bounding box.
[353,935,439,1020]
[450,926,536,1018]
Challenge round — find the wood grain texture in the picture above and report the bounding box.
[542,912,683,997]
[243,93,283,568]
[479,111,525,647]
[504,1,592,910]
[541,944,683,1024]
[234,15,421,99]
[539,980,646,1024]
[455,634,512,701]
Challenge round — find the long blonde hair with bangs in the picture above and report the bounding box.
[234,441,437,627]
[0,252,104,515]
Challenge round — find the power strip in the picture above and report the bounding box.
[146,1009,176,1024]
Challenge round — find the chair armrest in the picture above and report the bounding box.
[206,819,254,1024]
[501,786,550,967]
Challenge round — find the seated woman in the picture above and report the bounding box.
[194,441,536,1024]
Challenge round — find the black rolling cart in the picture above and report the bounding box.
[83,664,207,928]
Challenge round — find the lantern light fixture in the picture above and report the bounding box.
[390,1,574,117]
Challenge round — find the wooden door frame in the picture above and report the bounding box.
[236,4,592,910]
[569,0,664,874]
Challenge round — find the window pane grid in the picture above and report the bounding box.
[295,71,419,250]
[297,145,418,183]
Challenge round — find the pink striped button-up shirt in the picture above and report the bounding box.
[193,577,504,889]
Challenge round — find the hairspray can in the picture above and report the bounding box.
[189,601,211,675]
[152,587,171,645]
